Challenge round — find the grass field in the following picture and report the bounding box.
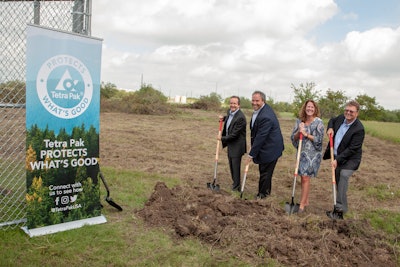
[1,109,399,266]
[363,120,400,143]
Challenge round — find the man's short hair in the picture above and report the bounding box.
[252,90,266,102]
[346,100,360,111]
[230,96,240,105]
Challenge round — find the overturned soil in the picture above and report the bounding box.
[138,182,393,266]
[100,109,400,266]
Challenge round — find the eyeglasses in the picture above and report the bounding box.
[344,109,357,114]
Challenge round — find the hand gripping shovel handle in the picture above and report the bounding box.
[329,133,337,206]
[240,162,250,199]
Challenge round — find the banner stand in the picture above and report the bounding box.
[25,25,104,234]
[21,215,107,237]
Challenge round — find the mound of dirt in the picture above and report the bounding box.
[137,182,396,266]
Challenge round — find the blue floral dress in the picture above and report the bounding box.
[290,118,324,177]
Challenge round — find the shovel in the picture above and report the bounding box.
[329,133,337,209]
[207,118,224,191]
[285,132,303,214]
[99,171,123,211]
[240,162,250,199]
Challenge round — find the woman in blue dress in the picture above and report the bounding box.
[291,100,324,212]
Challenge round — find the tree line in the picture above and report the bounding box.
[100,81,399,122]
[0,80,399,121]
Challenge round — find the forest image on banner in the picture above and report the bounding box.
[25,124,101,229]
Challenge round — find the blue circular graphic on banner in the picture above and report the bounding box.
[36,55,93,119]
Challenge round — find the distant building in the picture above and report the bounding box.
[171,96,187,104]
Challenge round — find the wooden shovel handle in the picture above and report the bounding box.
[244,161,249,174]
[215,118,224,161]
[294,132,303,176]
[329,133,336,185]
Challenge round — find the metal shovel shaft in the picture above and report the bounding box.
[329,133,337,206]
[240,163,250,199]
[207,118,223,190]
[286,132,303,214]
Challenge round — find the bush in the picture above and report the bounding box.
[100,82,120,99]
[101,84,176,115]
[0,80,25,103]
[191,93,222,111]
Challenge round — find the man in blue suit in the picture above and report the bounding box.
[323,100,365,219]
[246,91,284,199]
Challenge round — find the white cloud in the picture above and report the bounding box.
[344,27,399,63]
[92,0,400,110]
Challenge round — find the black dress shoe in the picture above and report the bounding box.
[231,185,240,192]
[256,193,267,199]
[326,210,343,220]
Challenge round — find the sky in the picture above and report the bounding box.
[91,0,400,110]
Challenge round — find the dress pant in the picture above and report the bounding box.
[258,159,278,196]
[335,168,354,213]
[229,156,241,189]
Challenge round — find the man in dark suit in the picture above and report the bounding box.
[246,91,284,199]
[220,96,247,191]
[323,100,365,220]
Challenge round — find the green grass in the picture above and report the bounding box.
[100,167,181,209]
[364,210,400,235]
[362,120,400,143]
[278,112,295,120]
[0,167,250,267]
[365,184,400,201]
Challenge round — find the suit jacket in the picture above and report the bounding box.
[323,114,365,170]
[221,109,247,158]
[249,104,284,164]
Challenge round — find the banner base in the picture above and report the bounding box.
[21,215,107,237]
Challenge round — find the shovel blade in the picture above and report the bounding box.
[106,197,123,211]
[206,182,220,191]
[285,202,300,215]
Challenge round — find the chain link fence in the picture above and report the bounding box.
[0,0,92,229]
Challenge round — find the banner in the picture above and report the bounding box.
[24,25,104,236]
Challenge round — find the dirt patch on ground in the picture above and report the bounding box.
[100,109,399,266]
[137,182,395,266]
